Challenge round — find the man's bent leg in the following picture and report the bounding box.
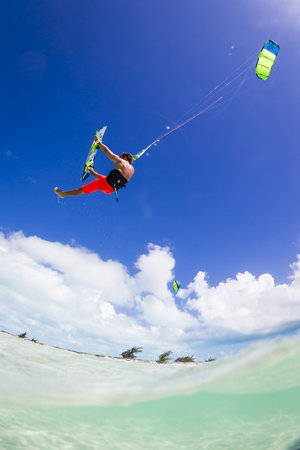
[82,176,114,195]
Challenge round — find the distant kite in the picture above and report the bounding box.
[256,40,280,80]
[173,280,181,293]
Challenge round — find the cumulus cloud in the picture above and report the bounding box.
[0,232,196,357]
[179,267,300,338]
[0,231,300,358]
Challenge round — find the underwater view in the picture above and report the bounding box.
[1,331,300,449]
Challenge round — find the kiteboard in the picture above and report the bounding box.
[81,126,107,182]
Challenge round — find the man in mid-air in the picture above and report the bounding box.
[54,138,134,198]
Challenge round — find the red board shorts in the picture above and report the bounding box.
[82,175,115,195]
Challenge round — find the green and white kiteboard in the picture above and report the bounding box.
[81,126,107,182]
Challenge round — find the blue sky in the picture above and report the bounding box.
[1,0,300,359]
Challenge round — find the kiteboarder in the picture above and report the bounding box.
[54,138,134,199]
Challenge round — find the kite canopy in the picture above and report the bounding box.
[256,40,280,80]
[173,280,181,293]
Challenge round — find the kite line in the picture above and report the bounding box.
[133,96,223,161]
[133,54,257,161]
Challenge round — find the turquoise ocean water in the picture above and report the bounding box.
[0,331,300,449]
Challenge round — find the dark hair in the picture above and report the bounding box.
[120,152,133,165]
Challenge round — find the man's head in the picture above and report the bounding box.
[120,152,134,165]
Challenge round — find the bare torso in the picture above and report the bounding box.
[114,159,134,181]
[95,139,135,181]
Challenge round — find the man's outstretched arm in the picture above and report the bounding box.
[96,139,120,164]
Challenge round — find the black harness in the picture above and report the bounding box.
[106,169,128,202]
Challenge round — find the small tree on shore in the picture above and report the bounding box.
[18,332,27,338]
[205,356,216,362]
[157,351,173,364]
[175,356,195,363]
[121,347,143,359]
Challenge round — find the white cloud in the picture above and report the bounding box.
[0,231,300,359]
[134,243,175,298]
[6,232,134,307]
[0,232,197,358]
[137,294,198,329]
[179,267,300,337]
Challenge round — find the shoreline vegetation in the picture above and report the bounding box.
[1,329,215,364]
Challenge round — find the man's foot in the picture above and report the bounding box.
[54,187,65,198]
